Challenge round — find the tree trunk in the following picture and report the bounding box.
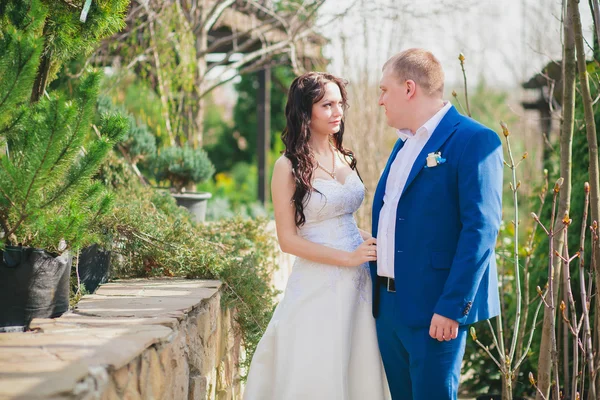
[572,2,600,396]
[192,0,211,149]
[595,269,600,400]
[502,376,513,400]
[30,45,52,103]
[590,0,600,61]
[148,18,175,147]
[194,29,207,149]
[535,1,576,396]
[572,0,600,346]
[562,288,571,399]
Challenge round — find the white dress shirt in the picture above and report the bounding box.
[377,101,452,278]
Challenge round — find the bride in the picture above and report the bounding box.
[243,72,390,400]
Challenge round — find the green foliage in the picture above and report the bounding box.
[0,1,46,126]
[522,68,600,392]
[109,3,197,146]
[150,144,215,192]
[461,80,519,132]
[461,71,600,397]
[100,155,278,373]
[98,73,169,145]
[97,95,156,162]
[462,214,543,398]
[531,70,600,292]
[0,0,129,252]
[454,83,534,397]
[205,66,294,173]
[36,0,129,87]
[530,69,600,272]
[197,162,269,220]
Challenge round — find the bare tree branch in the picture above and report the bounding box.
[202,0,236,35]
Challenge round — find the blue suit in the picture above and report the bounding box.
[370,106,502,399]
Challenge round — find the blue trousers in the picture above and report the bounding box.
[375,280,468,400]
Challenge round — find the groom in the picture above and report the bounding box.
[370,48,503,399]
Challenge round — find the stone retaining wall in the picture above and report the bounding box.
[0,279,241,400]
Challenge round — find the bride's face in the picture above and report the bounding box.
[309,82,344,137]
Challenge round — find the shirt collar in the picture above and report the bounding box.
[396,101,452,140]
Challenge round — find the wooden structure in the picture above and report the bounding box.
[95,0,327,204]
[521,61,561,163]
[209,2,328,204]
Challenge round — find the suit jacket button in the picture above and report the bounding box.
[463,302,472,316]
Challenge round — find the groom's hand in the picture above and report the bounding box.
[429,313,459,341]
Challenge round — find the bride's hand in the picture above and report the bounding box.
[344,237,377,267]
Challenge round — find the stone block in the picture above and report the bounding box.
[139,348,164,399]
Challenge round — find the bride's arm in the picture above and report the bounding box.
[272,156,376,268]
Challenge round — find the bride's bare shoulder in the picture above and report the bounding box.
[274,154,292,169]
[272,155,294,182]
[274,154,293,172]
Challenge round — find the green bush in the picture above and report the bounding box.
[151,145,215,193]
[99,155,278,374]
[0,2,128,252]
[97,95,157,163]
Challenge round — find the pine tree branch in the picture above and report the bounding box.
[0,110,25,136]
[0,157,21,200]
[59,0,82,9]
[0,210,12,240]
[47,80,96,177]
[23,98,60,211]
[30,38,53,103]
[0,184,18,212]
[0,43,38,116]
[41,154,97,210]
[4,212,28,244]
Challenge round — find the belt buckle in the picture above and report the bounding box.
[387,278,396,293]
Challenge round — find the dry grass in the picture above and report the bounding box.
[343,81,397,230]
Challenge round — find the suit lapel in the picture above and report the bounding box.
[400,106,461,198]
[372,138,405,234]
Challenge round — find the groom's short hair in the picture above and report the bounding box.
[383,49,444,97]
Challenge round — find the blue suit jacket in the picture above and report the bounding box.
[370,106,502,327]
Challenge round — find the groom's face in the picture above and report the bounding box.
[379,67,410,130]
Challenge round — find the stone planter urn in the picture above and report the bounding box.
[172,192,212,223]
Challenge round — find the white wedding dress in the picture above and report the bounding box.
[243,172,390,400]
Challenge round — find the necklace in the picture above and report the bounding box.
[316,144,336,179]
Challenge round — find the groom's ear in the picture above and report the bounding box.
[405,79,417,98]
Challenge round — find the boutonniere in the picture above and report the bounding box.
[425,151,446,168]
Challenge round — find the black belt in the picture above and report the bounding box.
[378,276,396,293]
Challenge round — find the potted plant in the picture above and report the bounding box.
[0,1,128,330]
[151,144,215,222]
[72,97,159,294]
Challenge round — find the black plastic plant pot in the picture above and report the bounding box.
[77,244,111,294]
[0,246,71,331]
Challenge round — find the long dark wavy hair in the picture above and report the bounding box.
[282,72,359,227]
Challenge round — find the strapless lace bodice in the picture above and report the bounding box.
[297,172,364,252]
